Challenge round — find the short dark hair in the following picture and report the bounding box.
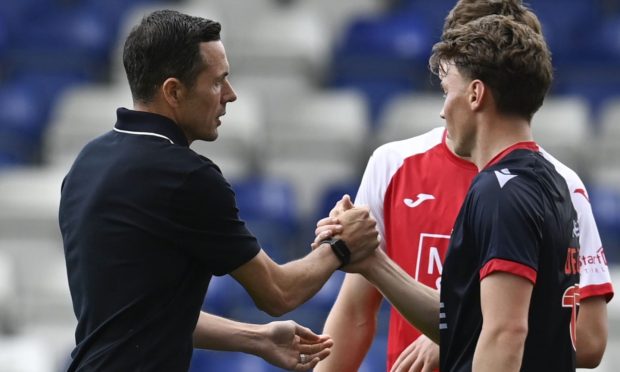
[430,15,553,121]
[123,10,222,103]
[443,0,542,37]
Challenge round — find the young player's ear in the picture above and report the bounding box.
[162,78,184,107]
[469,80,485,112]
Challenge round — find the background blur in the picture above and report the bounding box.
[1,0,619,370]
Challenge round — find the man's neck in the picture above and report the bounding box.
[471,115,533,171]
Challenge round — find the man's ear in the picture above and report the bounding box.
[161,77,185,107]
[469,79,486,112]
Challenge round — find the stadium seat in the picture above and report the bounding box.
[0,81,50,164]
[190,349,282,372]
[589,184,620,264]
[531,96,592,177]
[360,335,388,372]
[0,251,16,332]
[376,93,445,146]
[265,89,370,165]
[232,176,300,262]
[329,10,434,99]
[263,91,368,217]
[330,77,415,127]
[7,6,115,80]
[203,275,253,317]
[45,84,132,167]
[225,4,330,83]
[590,97,620,169]
[528,0,602,65]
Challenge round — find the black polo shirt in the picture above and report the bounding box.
[59,108,261,371]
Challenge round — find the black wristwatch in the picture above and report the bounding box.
[321,238,351,269]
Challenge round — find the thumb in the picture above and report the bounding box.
[342,194,354,210]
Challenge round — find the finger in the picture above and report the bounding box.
[314,224,342,238]
[408,359,424,372]
[342,194,354,209]
[294,324,322,341]
[310,347,331,362]
[317,216,339,227]
[299,334,332,345]
[393,346,419,372]
[421,363,434,372]
[298,339,333,355]
[294,356,322,372]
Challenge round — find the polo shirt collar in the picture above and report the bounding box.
[114,108,189,147]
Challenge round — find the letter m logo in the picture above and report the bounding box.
[415,233,451,290]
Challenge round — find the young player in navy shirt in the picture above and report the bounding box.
[313,14,609,372]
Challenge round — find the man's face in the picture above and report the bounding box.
[177,41,237,143]
[439,63,475,157]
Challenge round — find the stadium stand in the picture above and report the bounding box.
[0,0,619,371]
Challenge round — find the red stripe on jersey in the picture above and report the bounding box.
[484,141,539,169]
[479,258,537,284]
[580,283,614,302]
[574,188,590,202]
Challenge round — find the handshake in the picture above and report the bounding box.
[311,194,382,274]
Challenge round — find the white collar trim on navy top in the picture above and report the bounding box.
[113,128,174,144]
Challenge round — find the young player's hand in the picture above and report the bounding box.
[311,194,356,250]
[390,335,439,372]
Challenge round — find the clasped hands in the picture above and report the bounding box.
[312,194,381,273]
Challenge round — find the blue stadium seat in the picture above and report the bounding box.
[233,176,300,262]
[7,6,115,79]
[528,0,603,65]
[589,186,620,264]
[360,335,388,372]
[0,81,49,163]
[202,275,250,317]
[319,182,358,216]
[190,350,283,372]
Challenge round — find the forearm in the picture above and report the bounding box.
[362,250,440,342]
[472,326,527,372]
[193,311,263,355]
[316,275,382,372]
[241,245,340,316]
[576,297,608,368]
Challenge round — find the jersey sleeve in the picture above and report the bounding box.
[171,165,260,276]
[354,146,404,252]
[571,188,614,301]
[473,176,543,284]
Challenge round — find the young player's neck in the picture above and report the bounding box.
[471,115,533,170]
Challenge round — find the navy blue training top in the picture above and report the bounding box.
[59,108,261,371]
[440,142,580,372]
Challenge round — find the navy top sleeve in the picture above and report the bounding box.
[471,172,544,283]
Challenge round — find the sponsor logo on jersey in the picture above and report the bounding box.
[564,247,580,276]
[562,284,580,350]
[580,247,608,270]
[404,193,436,208]
[574,188,590,202]
[572,219,580,238]
[415,233,450,289]
[494,168,517,188]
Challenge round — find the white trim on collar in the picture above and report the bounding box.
[113,128,174,144]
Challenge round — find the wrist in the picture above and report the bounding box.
[320,238,351,269]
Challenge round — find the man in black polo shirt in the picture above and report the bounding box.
[59,10,380,372]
